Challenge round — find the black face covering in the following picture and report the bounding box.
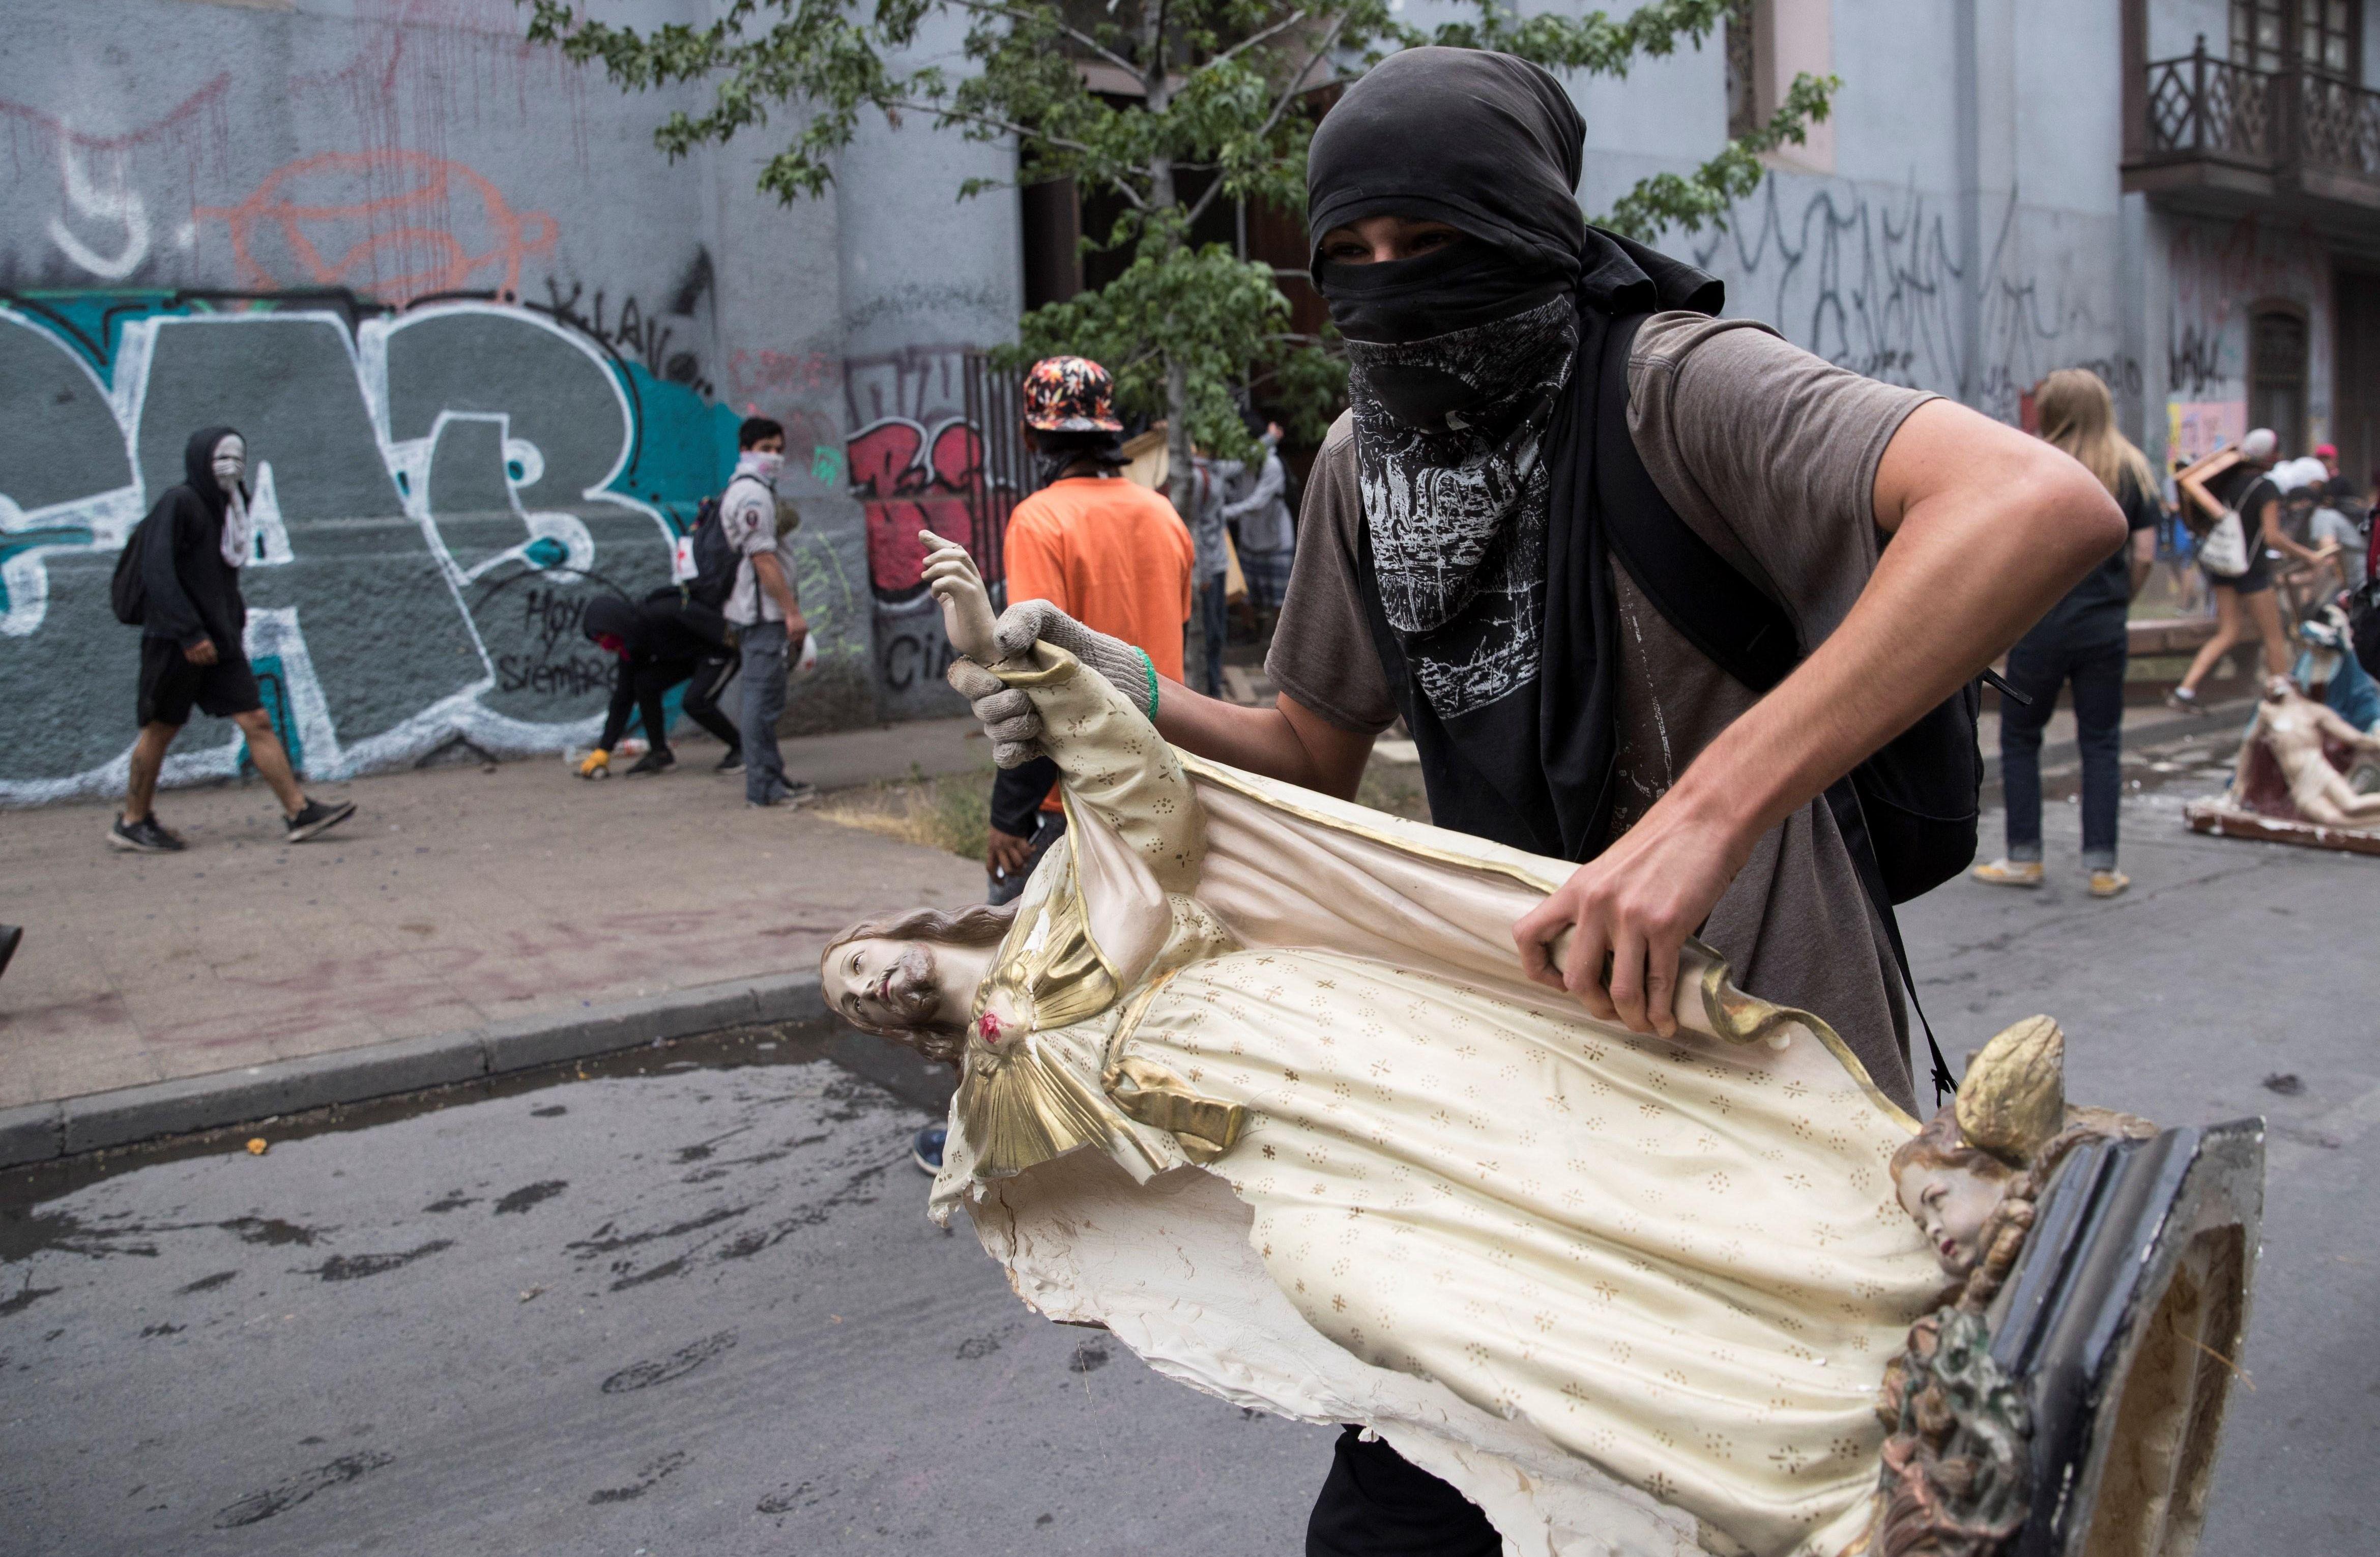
[1308,47,1721,860]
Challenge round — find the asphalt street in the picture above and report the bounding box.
[3,726,2375,1556]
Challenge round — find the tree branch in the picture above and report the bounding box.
[1184,7,1346,226]
[1195,7,1314,76]
[946,0,1144,80]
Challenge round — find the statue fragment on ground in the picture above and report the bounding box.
[2187,674,2380,853]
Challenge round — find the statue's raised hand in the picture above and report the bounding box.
[920,530,1003,667]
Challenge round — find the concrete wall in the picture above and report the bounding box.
[0,0,1018,804]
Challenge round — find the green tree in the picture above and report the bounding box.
[525,0,1833,513]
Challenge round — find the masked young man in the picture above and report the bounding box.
[950,48,2123,1552]
[719,416,813,808]
[111,426,354,853]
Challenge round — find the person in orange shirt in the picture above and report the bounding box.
[985,356,1195,904]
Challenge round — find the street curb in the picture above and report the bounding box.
[4,971,834,1171]
[1980,696,2252,786]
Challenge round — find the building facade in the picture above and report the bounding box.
[4,0,2374,804]
[0,0,1020,804]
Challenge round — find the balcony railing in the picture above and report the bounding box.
[2135,38,2380,199]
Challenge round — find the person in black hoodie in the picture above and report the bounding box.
[113,426,355,853]
[574,589,743,777]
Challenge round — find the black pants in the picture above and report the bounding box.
[2000,632,2126,871]
[607,652,740,755]
[1307,1428,1499,1557]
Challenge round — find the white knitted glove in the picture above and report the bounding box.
[941,601,1159,768]
[994,600,1155,712]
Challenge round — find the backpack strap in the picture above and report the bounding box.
[1592,313,1958,1105]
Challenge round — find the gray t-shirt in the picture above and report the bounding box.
[1265,312,1936,1107]
[721,473,801,626]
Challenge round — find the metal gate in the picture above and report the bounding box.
[963,350,1040,588]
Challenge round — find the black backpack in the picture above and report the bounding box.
[110,508,158,625]
[1591,314,1976,1095]
[680,488,744,612]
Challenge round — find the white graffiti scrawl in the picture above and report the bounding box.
[0,301,682,805]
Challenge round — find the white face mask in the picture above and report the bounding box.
[212,435,247,496]
[747,449,786,487]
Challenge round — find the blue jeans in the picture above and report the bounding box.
[1195,577,1228,696]
[737,620,791,802]
[2000,634,2126,870]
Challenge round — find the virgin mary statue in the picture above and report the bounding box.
[818,538,2150,1557]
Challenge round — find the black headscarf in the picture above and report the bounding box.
[1308,47,1721,859]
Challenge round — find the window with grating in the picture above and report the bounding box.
[2231,0,2362,81]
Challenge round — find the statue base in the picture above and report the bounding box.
[2183,798,2380,855]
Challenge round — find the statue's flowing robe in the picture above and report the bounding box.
[930,646,1947,1557]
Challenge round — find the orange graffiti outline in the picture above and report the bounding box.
[193,150,558,304]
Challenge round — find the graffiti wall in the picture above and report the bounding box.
[2158,212,2332,462]
[1692,175,2129,428]
[844,346,996,720]
[0,293,745,803]
[0,0,1023,801]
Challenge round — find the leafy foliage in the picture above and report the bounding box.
[525,0,1834,482]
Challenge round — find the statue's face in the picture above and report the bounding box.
[825,937,946,1031]
[1897,1160,2008,1278]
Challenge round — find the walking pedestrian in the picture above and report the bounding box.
[1226,421,1297,630]
[111,427,354,853]
[946,49,2122,1550]
[718,417,813,807]
[2169,428,2295,711]
[1186,448,1238,696]
[1971,369,2159,898]
[574,590,742,777]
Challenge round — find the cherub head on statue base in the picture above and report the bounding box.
[1867,1017,2159,1557]
[1890,1016,2155,1308]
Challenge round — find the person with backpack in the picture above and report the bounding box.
[2166,428,2294,712]
[718,416,814,807]
[108,426,355,853]
[943,50,2122,1551]
[1970,369,2161,899]
[573,590,741,777]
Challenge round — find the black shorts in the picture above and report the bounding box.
[138,636,262,728]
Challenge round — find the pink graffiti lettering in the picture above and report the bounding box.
[848,417,986,600]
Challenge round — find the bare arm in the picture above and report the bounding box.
[2128,525,2157,597]
[1514,397,2127,1036]
[2311,699,2380,749]
[1154,683,1376,798]
[2259,498,2323,565]
[750,552,807,643]
[2175,448,2241,526]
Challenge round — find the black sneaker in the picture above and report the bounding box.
[715,747,745,773]
[625,748,676,777]
[0,925,21,982]
[285,797,357,843]
[109,815,185,853]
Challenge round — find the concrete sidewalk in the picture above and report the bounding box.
[0,689,2258,1168]
[0,720,991,1160]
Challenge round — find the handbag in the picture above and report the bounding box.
[2199,507,2251,578]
